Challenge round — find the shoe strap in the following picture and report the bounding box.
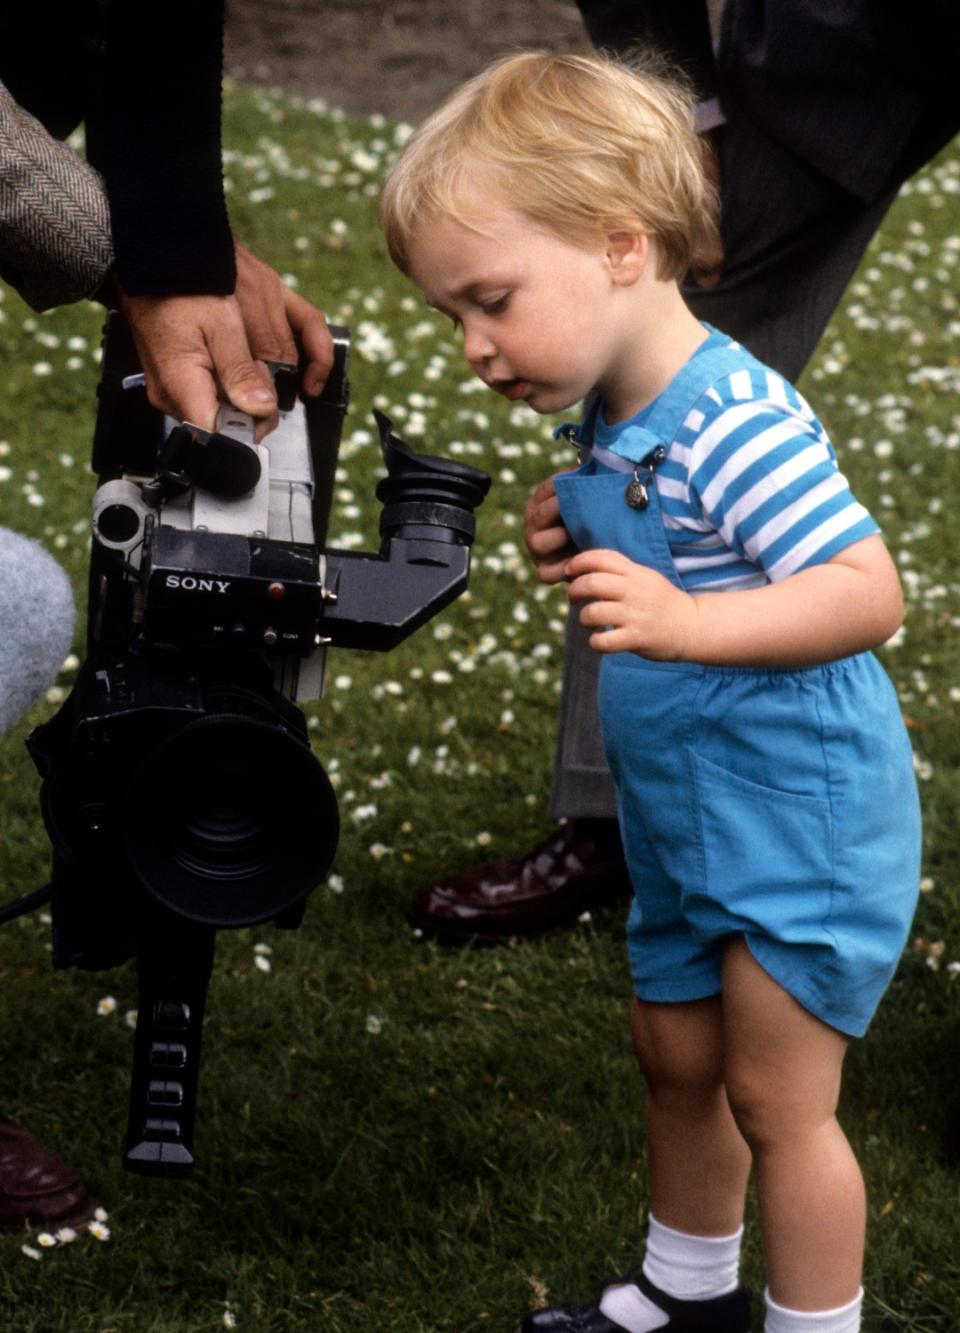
[632,1270,749,1329]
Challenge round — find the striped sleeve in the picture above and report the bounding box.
[683,368,879,583]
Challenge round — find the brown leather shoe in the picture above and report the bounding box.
[0,1118,97,1233]
[409,819,631,945]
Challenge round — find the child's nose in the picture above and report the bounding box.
[463,323,495,367]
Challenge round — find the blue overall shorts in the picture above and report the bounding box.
[553,340,921,1037]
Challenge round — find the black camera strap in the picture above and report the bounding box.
[0,882,53,926]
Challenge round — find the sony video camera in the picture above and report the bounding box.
[23,312,490,1174]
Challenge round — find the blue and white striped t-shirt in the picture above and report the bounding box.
[592,344,879,593]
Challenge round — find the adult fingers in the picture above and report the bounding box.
[204,307,279,421]
[232,240,297,363]
[240,298,298,367]
[284,288,334,396]
[234,239,333,397]
[152,360,221,432]
[119,292,215,427]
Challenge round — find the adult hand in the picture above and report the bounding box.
[117,240,333,433]
[523,474,577,584]
[565,548,698,660]
[231,240,333,398]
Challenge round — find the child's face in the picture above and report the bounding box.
[406,200,632,416]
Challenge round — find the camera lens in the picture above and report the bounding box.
[123,712,339,926]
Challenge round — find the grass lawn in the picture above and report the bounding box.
[0,84,957,1331]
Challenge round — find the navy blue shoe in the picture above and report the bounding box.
[515,1271,752,1332]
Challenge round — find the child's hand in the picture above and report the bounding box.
[566,549,698,660]
[524,474,577,584]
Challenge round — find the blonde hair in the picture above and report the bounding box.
[379,51,721,282]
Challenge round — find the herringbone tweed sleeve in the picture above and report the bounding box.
[0,81,113,312]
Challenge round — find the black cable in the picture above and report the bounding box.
[0,883,54,926]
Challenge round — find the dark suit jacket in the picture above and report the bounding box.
[576,0,960,202]
[0,0,235,296]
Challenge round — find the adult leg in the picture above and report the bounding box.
[407,613,629,945]
[722,937,864,1312]
[548,615,617,819]
[0,529,92,1230]
[685,116,899,381]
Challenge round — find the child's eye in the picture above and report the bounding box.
[479,294,510,316]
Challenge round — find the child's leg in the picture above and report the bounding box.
[518,994,757,1332]
[722,937,865,1311]
[585,998,753,1332]
[632,995,752,1236]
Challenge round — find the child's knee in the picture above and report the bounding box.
[723,1053,838,1150]
[722,1061,783,1148]
[631,995,725,1095]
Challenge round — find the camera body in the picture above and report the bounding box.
[86,320,346,704]
[26,313,490,1172]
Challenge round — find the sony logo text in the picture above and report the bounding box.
[164,575,232,594]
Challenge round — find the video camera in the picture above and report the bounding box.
[20,313,490,1174]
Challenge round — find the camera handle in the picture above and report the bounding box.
[124,901,216,1174]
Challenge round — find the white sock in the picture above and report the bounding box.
[599,1282,671,1333]
[764,1287,863,1333]
[597,1215,744,1333]
[642,1214,743,1298]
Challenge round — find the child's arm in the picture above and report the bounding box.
[565,535,904,667]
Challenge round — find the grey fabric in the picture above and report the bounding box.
[0,528,75,736]
[0,80,112,311]
[681,115,900,382]
[550,613,615,819]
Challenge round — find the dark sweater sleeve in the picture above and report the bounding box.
[103,0,236,295]
[575,0,717,97]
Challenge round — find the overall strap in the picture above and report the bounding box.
[606,334,750,466]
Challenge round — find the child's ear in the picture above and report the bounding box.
[604,230,648,286]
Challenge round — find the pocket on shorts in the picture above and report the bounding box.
[690,750,835,943]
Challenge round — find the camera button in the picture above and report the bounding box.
[143,1118,183,1142]
[150,1041,188,1069]
[154,999,191,1029]
[147,1081,185,1107]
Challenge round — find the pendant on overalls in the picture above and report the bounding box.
[624,446,665,510]
[625,469,649,509]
